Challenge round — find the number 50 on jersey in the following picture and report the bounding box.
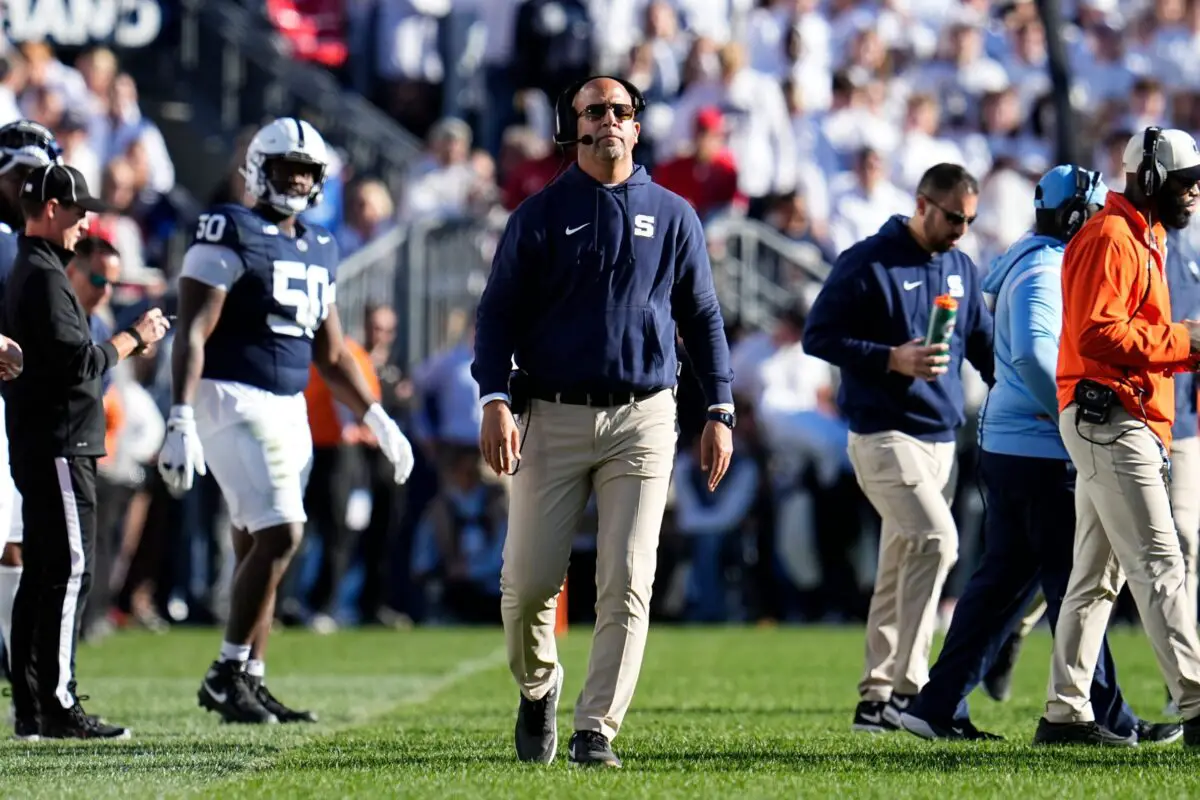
[269,260,333,339]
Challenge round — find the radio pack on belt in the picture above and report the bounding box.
[509,369,530,416]
[1075,378,1118,424]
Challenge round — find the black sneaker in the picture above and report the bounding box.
[899,711,1003,741]
[1184,715,1200,746]
[39,701,129,739]
[568,730,622,768]
[198,660,277,724]
[515,663,562,763]
[983,632,1024,702]
[882,693,915,728]
[1136,719,1183,744]
[852,700,898,733]
[249,676,317,723]
[1033,718,1136,747]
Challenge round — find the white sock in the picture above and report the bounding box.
[0,564,21,666]
[246,659,265,679]
[219,641,251,663]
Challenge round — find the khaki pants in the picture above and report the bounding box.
[848,431,958,701]
[1170,435,1200,613]
[501,389,677,740]
[1048,405,1200,722]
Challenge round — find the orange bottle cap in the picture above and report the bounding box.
[934,295,959,310]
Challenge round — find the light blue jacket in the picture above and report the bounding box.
[978,233,1069,460]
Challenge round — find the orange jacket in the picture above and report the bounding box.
[305,338,382,448]
[1057,192,1198,448]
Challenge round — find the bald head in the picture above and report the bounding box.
[573,78,634,113]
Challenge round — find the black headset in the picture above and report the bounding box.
[1058,166,1100,240]
[1138,125,1166,198]
[553,75,647,147]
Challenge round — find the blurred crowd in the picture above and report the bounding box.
[10,0,1198,636]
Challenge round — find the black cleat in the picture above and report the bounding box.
[899,711,1003,741]
[1184,715,1200,746]
[250,676,317,723]
[515,663,562,763]
[1137,719,1183,744]
[1033,718,1136,747]
[198,660,277,724]
[13,715,39,741]
[983,632,1023,702]
[852,700,898,733]
[39,701,129,740]
[568,730,622,768]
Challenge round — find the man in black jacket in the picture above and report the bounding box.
[3,164,168,740]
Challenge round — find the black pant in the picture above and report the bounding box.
[909,452,1138,736]
[9,455,96,714]
[304,445,366,615]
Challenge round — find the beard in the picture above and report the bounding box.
[1155,192,1194,230]
[593,138,626,161]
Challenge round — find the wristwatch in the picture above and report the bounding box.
[707,409,736,429]
[124,326,146,356]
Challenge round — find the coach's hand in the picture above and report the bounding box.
[0,335,23,380]
[132,308,171,347]
[480,400,520,476]
[888,338,950,381]
[157,405,207,497]
[700,420,733,492]
[364,403,414,484]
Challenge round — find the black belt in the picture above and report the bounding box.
[531,386,660,408]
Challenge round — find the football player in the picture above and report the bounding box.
[158,118,415,724]
[0,121,60,717]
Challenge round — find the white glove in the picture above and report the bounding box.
[157,405,207,497]
[364,403,414,484]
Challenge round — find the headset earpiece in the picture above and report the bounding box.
[553,75,647,147]
[1055,166,1097,241]
[1139,126,1165,198]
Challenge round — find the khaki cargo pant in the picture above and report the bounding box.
[1048,405,1200,722]
[848,430,958,701]
[501,389,677,740]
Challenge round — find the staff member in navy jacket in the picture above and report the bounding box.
[1164,223,1200,716]
[471,76,734,768]
[803,163,994,733]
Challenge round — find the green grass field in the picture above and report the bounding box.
[3,625,1200,798]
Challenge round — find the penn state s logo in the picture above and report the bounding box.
[634,215,655,238]
[947,274,964,298]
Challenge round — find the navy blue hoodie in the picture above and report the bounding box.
[802,215,994,442]
[472,164,733,406]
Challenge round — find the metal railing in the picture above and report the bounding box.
[174,0,426,191]
[336,214,829,369]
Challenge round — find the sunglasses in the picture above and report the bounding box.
[922,194,977,226]
[85,271,110,289]
[578,103,636,122]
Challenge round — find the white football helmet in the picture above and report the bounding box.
[241,117,329,216]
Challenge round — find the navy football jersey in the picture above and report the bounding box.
[180,204,339,395]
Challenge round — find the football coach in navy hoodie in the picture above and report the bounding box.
[803,163,994,733]
[471,76,734,768]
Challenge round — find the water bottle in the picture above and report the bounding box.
[925,294,958,347]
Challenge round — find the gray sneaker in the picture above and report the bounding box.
[568,730,622,768]
[514,663,563,763]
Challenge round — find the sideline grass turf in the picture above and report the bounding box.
[2,625,1199,798]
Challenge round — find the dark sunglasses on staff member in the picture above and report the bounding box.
[578,103,637,122]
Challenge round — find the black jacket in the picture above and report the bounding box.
[3,236,118,458]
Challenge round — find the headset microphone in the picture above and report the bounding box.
[577,135,595,145]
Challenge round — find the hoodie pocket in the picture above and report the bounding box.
[609,305,666,385]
